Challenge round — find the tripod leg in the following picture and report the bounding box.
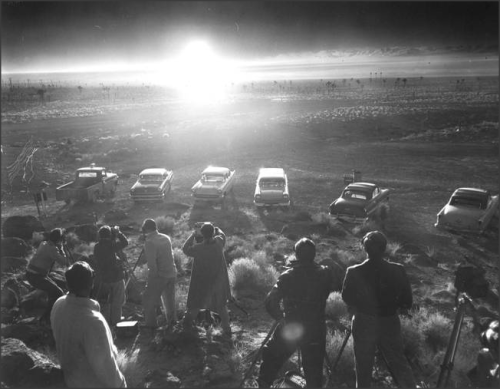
[239,320,280,388]
[326,329,351,387]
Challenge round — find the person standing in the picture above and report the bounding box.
[182,222,231,336]
[93,225,129,328]
[258,237,339,387]
[342,230,416,388]
[25,228,69,325]
[141,218,178,329]
[51,261,126,388]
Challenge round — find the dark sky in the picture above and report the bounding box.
[1,1,498,73]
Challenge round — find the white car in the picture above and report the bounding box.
[254,168,290,207]
[191,166,236,202]
[435,187,499,233]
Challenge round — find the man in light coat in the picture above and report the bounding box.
[51,261,126,388]
[141,218,178,329]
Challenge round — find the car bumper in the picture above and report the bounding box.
[254,199,290,207]
[131,193,164,202]
[434,221,484,233]
[330,212,368,222]
[193,193,223,200]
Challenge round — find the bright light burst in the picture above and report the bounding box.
[167,40,238,104]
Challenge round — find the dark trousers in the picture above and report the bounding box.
[25,271,65,322]
[259,321,326,387]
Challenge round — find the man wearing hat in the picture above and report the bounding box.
[258,237,340,387]
[181,222,231,336]
[51,261,126,387]
[26,227,69,325]
[141,218,178,329]
[342,230,416,388]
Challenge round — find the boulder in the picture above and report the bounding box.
[1,256,28,273]
[144,369,181,388]
[20,289,48,316]
[1,238,31,258]
[1,323,54,349]
[0,337,64,387]
[1,287,18,309]
[2,215,45,241]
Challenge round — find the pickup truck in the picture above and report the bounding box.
[56,164,119,204]
[191,166,235,203]
[329,182,390,221]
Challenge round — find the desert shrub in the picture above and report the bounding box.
[386,241,402,259]
[325,328,356,387]
[325,292,349,321]
[133,263,148,282]
[102,147,137,162]
[173,247,189,272]
[311,212,347,237]
[326,247,365,268]
[155,216,175,234]
[229,257,279,299]
[420,311,452,351]
[225,235,254,263]
[261,234,293,258]
[352,219,380,236]
[378,202,390,220]
[116,348,142,387]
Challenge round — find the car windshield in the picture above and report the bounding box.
[139,175,163,183]
[260,179,285,189]
[203,175,225,183]
[450,196,485,209]
[78,172,98,178]
[343,190,369,200]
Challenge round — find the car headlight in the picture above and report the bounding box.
[255,194,261,199]
[283,194,289,199]
[157,187,163,191]
[218,189,223,194]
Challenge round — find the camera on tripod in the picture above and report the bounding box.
[454,264,489,299]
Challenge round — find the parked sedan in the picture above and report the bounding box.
[254,168,290,207]
[329,182,390,221]
[191,166,235,202]
[130,168,173,202]
[435,187,499,233]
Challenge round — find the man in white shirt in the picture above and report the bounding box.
[51,261,127,388]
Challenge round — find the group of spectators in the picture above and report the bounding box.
[24,221,499,388]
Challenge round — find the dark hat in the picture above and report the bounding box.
[49,228,64,244]
[98,225,112,240]
[65,261,94,294]
[141,219,157,233]
[200,223,215,239]
[294,237,316,262]
[361,231,387,256]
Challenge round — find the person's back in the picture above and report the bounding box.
[342,258,412,317]
[145,231,176,278]
[51,261,126,388]
[276,262,333,324]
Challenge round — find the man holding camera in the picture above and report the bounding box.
[258,237,338,388]
[182,222,231,336]
[342,230,416,388]
[93,225,129,328]
[25,228,69,326]
[141,218,178,330]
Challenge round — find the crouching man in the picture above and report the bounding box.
[51,261,127,388]
[258,237,340,387]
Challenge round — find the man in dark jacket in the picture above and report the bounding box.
[342,230,416,388]
[93,225,128,328]
[258,237,340,387]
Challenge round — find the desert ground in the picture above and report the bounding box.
[1,75,499,387]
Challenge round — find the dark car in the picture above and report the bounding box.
[329,182,390,221]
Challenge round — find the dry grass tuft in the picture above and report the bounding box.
[116,348,143,387]
[325,292,349,321]
[229,257,279,299]
[325,328,356,387]
[155,215,175,234]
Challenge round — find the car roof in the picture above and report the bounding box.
[258,168,286,179]
[345,182,377,191]
[202,166,231,175]
[139,168,168,175]
[453,188,489,197]
[77,166,105,171]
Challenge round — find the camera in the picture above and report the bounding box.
[454,264,489,299]
[111,225,120,238]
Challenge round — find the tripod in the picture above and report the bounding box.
[436,292,475,388]
[123,249,143,290]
